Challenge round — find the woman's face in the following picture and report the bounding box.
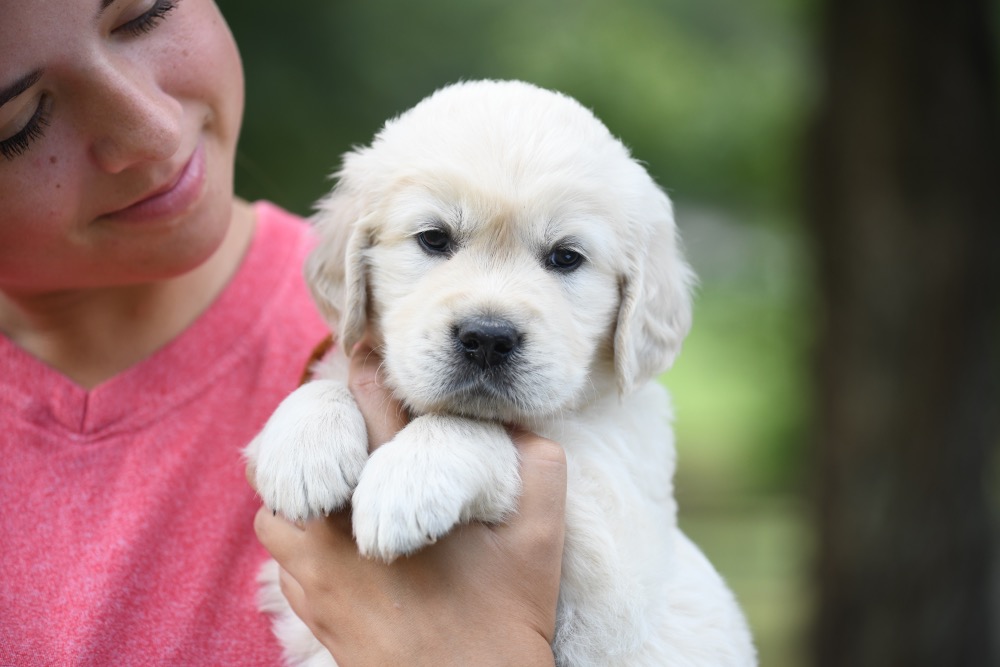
[0,0,244,293]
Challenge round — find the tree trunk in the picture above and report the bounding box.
[806,0,1000,665]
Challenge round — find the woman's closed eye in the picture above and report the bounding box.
[0,0,183,161]
[114,0,181,37]
[0,70,50,162]
[0,98,50,161]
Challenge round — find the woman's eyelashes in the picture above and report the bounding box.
[0,95,51,161]
[114,0,181,37]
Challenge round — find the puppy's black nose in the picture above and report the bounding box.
[456,318,521,369]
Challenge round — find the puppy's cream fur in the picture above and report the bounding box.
[246,80,756,666]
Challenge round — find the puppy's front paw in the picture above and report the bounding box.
[351,444,464,561]
[351,416,520,561]
[248,380,369,522]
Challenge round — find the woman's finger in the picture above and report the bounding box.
[245,460,258,493]
[255,505,356,559]
[501,430,567,545]
[278,565,308,618]
[253,505,310,565]
[347,340,408,451]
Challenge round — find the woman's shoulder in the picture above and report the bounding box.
[202,200,327,355]
[253,200,313,232]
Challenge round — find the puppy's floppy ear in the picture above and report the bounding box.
[614,185,695,395]
[306,184,372,353]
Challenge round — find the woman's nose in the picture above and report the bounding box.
[86,57,183,173]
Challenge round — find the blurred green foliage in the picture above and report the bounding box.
[223,0,811,218]
[221,2,816,664]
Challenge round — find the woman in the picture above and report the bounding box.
[0,1,565,664]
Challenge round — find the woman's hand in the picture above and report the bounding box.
[252,342,567,666]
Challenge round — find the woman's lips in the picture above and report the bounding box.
[105,142,206,224]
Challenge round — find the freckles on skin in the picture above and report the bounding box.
[26,153,65,212]
[49,155,61,187]
[39,154,61,190]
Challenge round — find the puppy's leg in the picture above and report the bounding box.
[246,379,369,522]
[351,415,521,561]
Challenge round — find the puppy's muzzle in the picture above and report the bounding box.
[455,317,522,370]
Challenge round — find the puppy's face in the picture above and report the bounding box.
[310,81,694,422]
[365,177,623,421]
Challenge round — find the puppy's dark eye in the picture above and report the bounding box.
[417,229,452,255]
[548,246,584,271]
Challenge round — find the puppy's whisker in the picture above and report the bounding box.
[361,346,382,366]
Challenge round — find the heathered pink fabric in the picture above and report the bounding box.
[0,202,330,666]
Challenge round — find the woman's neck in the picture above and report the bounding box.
[0,200,257,389]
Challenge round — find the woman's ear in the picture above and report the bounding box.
[306,185,372,352]
[614,186,695,395]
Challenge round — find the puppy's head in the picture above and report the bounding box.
[309,80,693,421]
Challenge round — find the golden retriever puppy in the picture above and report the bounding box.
[246,79,756,666]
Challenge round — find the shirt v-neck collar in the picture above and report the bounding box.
[0,202,302,440]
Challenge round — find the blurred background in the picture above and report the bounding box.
[219,1,999,665]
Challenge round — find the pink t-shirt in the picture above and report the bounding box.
[0,202,330,666]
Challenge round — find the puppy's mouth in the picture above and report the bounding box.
[447,360,519,397]
[432,377,530,422]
